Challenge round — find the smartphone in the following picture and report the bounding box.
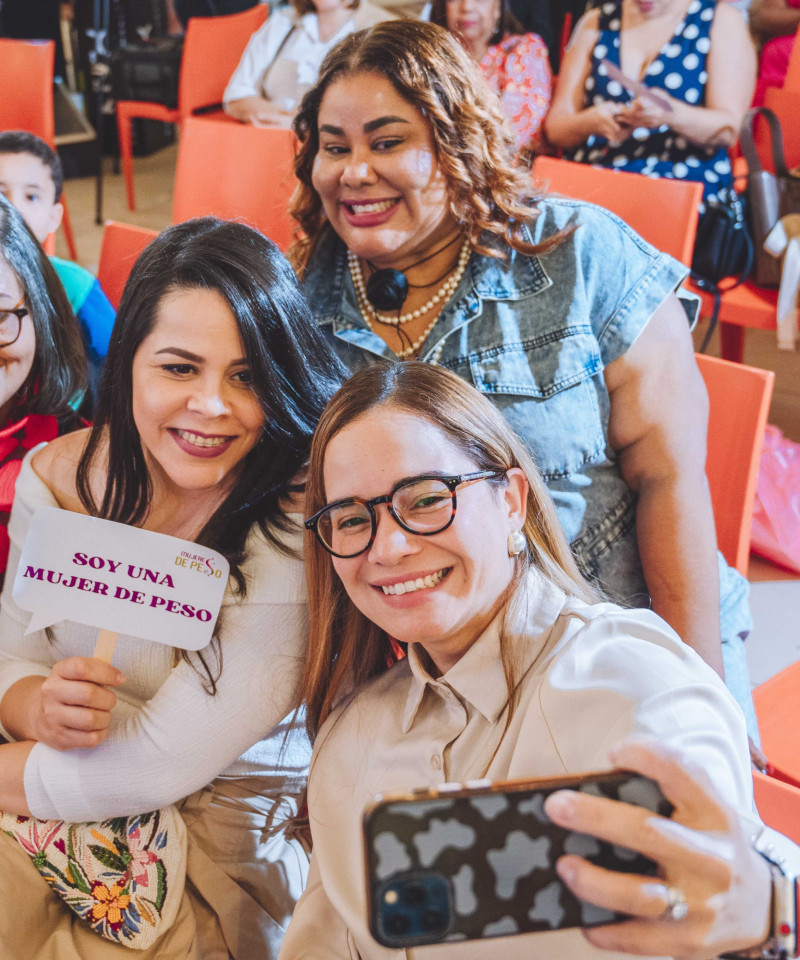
[363,770,673,949]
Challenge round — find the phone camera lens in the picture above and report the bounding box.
[385,914,411,936]
[401,883,427,907]
[422,909,445,932]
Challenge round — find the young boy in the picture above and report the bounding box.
[0,131,115,402]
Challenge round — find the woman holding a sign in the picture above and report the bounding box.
[0,218,343,958]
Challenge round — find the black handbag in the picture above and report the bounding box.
[691,190,754,352]
[740,106,800,288]
[691,191,753,285]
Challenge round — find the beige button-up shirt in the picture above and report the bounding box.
[280,575,754,960]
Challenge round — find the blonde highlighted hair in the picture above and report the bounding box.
[290,20,563,276]
[300,361,600,741]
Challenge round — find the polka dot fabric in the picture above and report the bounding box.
[566,0,733,208]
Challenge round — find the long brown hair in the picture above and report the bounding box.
[300,362,599,741]
[290,20,563,276]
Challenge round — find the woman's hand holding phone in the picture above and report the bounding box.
[544,738,772,959]
[615,97,676,132]
[584,101,634,144]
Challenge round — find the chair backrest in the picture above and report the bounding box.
[533,156,702,267]
[0,38,55,142]
[97,221,159,310]
[172,117,297,250]
[762,86,800,171]
[695,354,774,575]
[178,5,268,119]
[753,660,800,785]
[783,24,800,91]
[753,771,800,844]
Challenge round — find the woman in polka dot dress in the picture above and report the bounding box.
[546,0,755,211]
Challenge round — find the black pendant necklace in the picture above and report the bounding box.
[363,233,463,312]
[366,270,409,312]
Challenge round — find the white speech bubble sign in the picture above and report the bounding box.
[13,508,229,651]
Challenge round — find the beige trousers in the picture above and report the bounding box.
[0,777,308,960]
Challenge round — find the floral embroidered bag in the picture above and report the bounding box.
[0,805,187,950]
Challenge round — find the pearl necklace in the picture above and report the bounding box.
[351,298,440,360]
[348,239,471,327]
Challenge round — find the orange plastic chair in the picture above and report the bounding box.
[533,156,702,266]
[762,94,800,171]
[695,355,774,574]
[0,37,78,260]
[96,221,159,310]
[693,283,779,364]
[753,661,800,787]
[116,5,267,211]
[753,771,800,844]
[172,117,297,250]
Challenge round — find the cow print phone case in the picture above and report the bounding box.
[363,771,673,949]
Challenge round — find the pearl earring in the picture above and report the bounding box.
[507,530,527,557]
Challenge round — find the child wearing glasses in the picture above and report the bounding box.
[0,195,85,584]
[0,131,115,409]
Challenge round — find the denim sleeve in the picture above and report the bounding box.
[541,199,690,368]
[76,280,116,360]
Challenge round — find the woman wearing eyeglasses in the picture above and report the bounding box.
[0,196,84,587]
[282,361,786,960]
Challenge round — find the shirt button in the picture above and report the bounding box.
[430,754,442,770]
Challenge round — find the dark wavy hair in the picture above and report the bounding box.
[429,0,524,46]
[290,20,562,275]
[76,218,345,689]
[0,194,86,416]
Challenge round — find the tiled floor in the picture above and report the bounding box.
[57,142,800,690]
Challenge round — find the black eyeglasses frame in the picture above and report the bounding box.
[305,469,506,559]
[0,296,28,348]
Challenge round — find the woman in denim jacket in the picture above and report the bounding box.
[290,20,758,747]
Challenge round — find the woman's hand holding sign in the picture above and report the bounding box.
[36,657,124,750]
[0,507,229,764]
[0,658,125,751]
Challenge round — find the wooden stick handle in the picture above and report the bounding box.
[93,629,118,663]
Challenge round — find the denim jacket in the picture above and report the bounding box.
[301,197,751,643]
